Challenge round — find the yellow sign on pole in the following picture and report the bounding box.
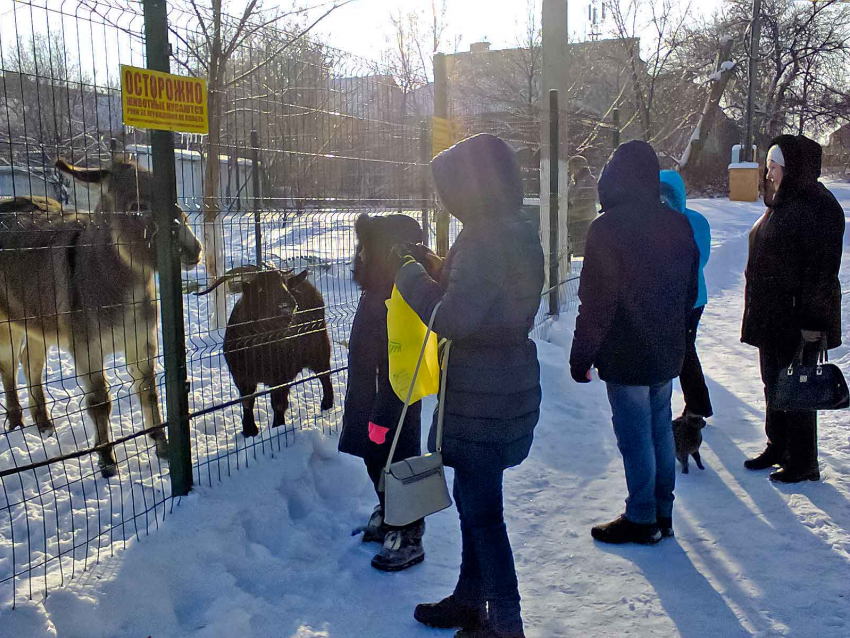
[432,116,459,158]
[121,65,208,134]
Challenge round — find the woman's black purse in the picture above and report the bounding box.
[772,339,850,411]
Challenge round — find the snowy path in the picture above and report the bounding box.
[4,183,850,637]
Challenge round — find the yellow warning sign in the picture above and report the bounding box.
[432,116,460,158]
[121,65,208,134]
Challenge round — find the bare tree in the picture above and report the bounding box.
[169,0,351,326]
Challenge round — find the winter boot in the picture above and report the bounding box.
[454,626,525,638]
[371,519,425,571]
[591,515,662,545]
[657,516,674,538]
[744,447,782,470]
[359,504,389,544]
[414,595,486,629]
[769,463,820,483]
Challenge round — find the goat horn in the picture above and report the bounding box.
[194,264,260,296]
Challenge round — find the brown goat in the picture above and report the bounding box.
[0,158,203,477]
[198,266,333,437]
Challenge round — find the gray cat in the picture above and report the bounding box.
[673,414,706,474]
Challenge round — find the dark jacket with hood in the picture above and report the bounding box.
[395,134,545,470]
[338,214,424,466]
[742,134,844,351]
[570,141,699,386]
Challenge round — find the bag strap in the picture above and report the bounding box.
[384,300,443,475]
[435,340,452,453]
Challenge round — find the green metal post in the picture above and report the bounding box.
[420,120,430,247]
[143,0,192,496]
[251,130,262,266]
[548,89,560,316]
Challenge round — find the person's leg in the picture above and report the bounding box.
[770,343,819,481]
[453,451,522,635]
[452,475,484,606]
[606,383,656,524]
[747,346,787,467]
[679,306,713,418]
[649,380,676,520]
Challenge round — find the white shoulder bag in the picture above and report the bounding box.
[381,301,453,527]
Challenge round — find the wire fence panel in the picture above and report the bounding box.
[0,0,586,609]
[0,0,178,607]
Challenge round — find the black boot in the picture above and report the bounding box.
[371,519,425,571]
[657,516,674,538]
[414,595,486,629]
[744,447,782,470]
[769,463,820,483]
[454,627,525,638]
[360,504,389,543]
[591,515,661,545]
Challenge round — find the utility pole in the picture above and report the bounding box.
[541,0,570,287]
[743,0,762,162]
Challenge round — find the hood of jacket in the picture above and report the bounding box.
[767,134,822,206]
[431,134,524,224]
[659,169,686,214]
[598,140,661,211]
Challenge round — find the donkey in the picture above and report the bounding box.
[0,157,203,477]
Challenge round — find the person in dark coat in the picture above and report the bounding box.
[338,213,429,571]
[390,134,544,638]
[741,134,845,483]
[570,141,699,544]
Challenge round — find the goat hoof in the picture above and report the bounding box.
[242,425,259,438]
[100,463,119,479]
[321,397,333,411]
[37,421,56,437]
[682,467,689,474]
[6,421,25,432]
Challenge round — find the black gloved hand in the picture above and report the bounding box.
[387,243,417,273]
[571,365,592,383]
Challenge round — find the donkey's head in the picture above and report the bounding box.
[56,157,203,271]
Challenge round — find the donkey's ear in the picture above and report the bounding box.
[56,158,111,183]
[287,269,309,289]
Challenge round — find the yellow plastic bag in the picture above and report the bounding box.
[386,285,440,403]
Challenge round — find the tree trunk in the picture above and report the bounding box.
[680,38,735,183]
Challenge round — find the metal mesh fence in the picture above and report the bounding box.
[0,0,586,608]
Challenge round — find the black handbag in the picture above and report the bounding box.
[772,340,850,411]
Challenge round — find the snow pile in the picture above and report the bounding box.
[2,183,850,637]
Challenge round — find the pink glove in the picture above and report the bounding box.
[368,422,389,445]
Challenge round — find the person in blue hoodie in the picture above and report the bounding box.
[659,170,713,424]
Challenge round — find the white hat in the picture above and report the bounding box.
[767,144,785,167]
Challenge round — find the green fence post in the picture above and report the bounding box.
[548,89,560,317]
[143,0,192,496]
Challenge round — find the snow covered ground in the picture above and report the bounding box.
[3,181,850,637]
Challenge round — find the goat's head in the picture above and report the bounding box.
[56,156,203,270]
[196,264,309,327]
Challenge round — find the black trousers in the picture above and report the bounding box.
[758,342,819,469]
[679,306,713,418]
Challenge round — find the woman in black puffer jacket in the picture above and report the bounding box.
[741,134,844,483]
[392,134,545,638]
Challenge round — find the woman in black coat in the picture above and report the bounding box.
[741,134,844,483]
[392,134,545,638]
[338,213,428,571]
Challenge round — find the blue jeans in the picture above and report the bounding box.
[606,381,675,524]
[452,445,523,635]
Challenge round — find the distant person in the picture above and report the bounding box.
[392,134,544,638]
[568,155,599,257]
[570,141,699,544]
[741,135,844,483]
[659,170,713,425]
[338,213,429,572]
